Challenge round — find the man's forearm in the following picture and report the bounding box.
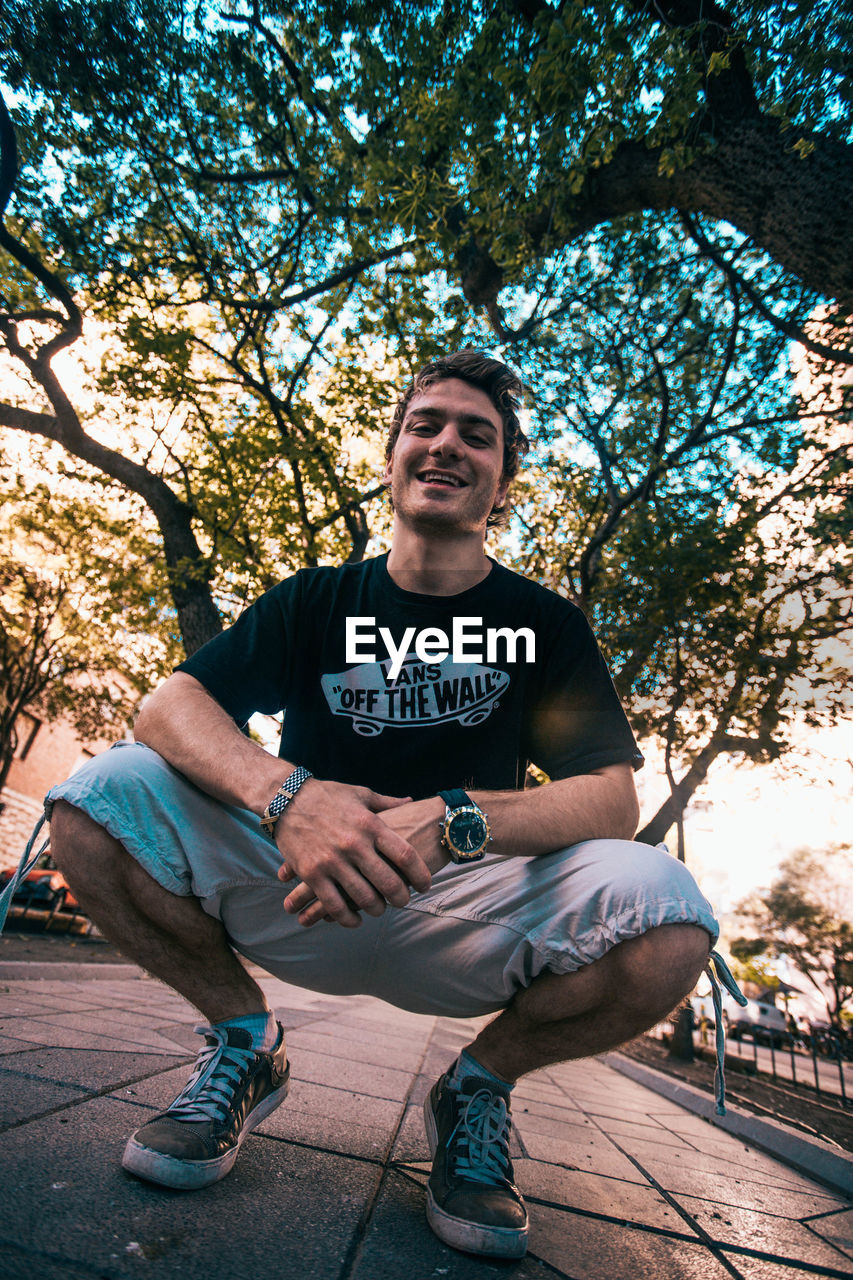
[386,763,640,872]
[474,765,639,856]
[139,674,431,929]
[134,672,290,815]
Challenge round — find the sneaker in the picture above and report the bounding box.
[122,1021,289,1190]
[423,1066,528,1258]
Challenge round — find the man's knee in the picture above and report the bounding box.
[531,838,719,980]
[616,922,711,989]
[575,838,717,941]
[50,800,109,872]
[48,799,139,909]
[603,923,711,1037]
[45,744,204,900]
[592,837,698,895]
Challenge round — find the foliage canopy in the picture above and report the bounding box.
[733,846,853,1027]
[0,0,850,842]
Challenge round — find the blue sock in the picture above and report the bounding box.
[451,1048,514,1091]
[215,1011,279,1052]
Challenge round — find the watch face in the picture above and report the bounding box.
[447,809,487,856]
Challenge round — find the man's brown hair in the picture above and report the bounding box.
[386,349,529,528]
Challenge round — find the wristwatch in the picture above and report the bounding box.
[437,789,492,863]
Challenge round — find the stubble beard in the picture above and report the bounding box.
[392,479,495,539]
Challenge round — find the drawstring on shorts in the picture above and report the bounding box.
[705,949,748,1114]
[0,813,50,935]
[3,813,745,1120]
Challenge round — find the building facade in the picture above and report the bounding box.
[0,711,127,870]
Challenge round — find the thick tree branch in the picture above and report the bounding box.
[0,374,221,654]
[468,1,853,324]
[473,119,853,335]
[0,91,82,356]
[682,212,853,364]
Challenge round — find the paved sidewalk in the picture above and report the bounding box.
[1,966,851,1280]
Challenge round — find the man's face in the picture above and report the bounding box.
[383,378,508,535]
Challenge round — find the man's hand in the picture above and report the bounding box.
[278,763,639,928]
[275,780,433,928]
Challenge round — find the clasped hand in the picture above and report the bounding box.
[275,779,433,928]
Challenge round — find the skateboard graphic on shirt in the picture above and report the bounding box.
[321,654,510,737]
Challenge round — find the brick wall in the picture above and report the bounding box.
[0,787,45,870]
[1,714,129,871]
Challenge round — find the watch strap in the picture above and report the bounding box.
[261,766,314,837]
[438,788,472,810]
[437,788,490,864]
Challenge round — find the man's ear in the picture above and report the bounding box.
[381,455,393,486]
[494,476,510,508]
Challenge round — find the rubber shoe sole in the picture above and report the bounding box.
[423,1093,528,1258]
[121,1079,289,1190]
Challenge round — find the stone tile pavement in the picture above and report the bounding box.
[0,967,851,1280]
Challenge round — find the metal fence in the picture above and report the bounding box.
[720,1026,850,1105]
[648,1020,852,1107]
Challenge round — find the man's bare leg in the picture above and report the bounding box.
[50,800,269,1022]
[425,924,708,1254]
[465,923,710,1082]
[50,801,290,1193]
[424,926,710,1258]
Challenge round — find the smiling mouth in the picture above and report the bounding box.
[417,470,467,488]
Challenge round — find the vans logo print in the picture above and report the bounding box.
[321,655,510,737]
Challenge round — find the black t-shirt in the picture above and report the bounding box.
[177,554,643,798]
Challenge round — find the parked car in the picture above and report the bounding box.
[0,850,84,920]
[690,993,789,1046]
[804,1022,853,1061]
[722,994,789,1046]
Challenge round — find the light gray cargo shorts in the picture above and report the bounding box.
[45,742,719,1017]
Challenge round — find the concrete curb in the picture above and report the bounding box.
[604,1051,853,1200]
[0,961,145,981]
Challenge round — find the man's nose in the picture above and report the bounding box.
[428,425,464,457]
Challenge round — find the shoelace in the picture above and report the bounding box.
[166,1024,257,1125]
[447,1086,512,1185]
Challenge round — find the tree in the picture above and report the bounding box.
[0,0,849,844]
[504,223,851,848]
[728,956,780,998]
[0,460,182,785]
[324,0,853,321]
[0,558,121,788]
[732,846,853,1028]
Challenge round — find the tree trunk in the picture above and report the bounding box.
[0,402,222,655]
[668,1000,695,1062]
[0,740,14,794]
[524,117,853,311]
[637,730,729,845]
